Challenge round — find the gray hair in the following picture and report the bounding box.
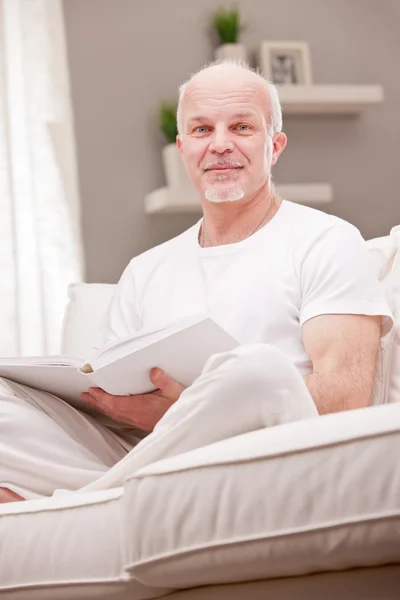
[176,59,283,137]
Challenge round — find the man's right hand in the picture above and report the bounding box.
[80,368,186,432]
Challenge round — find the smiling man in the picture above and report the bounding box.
[0,60,392,502]
[176,65,286,219]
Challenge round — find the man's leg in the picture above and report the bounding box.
[0,378,141,500]
[0,488,24,503]
[78,343,318,494]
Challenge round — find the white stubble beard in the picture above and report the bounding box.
[205,185,245,203]
[204,170,245,203]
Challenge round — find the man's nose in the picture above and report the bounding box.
[209,128,234,154]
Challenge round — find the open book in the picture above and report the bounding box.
[0,314,239,413]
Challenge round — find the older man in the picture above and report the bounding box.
[0,61,392,502]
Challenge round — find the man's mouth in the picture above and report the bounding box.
[204,165,243,172]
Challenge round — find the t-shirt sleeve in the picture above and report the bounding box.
[299,223,393,337]
[93,260,141,349]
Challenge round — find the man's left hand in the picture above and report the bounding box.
[80,368,186,432]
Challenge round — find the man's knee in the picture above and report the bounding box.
[194,343,300,412]
[205,343,299,388]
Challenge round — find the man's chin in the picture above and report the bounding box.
[204,186,245,203]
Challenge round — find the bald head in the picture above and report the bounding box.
[177,60,282,137]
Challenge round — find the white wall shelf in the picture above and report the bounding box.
[277,85,384,115]
[145,184,333,215]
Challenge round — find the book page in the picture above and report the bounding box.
[89,313,208,371]
[0,355,83,368]
[0,364,94,410]
[88,317,239,396]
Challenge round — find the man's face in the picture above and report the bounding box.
[177,70,286,203]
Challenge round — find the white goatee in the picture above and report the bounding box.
[205,186,245,203]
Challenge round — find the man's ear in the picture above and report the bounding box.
[271,132,287,166]
[176,135,183,156]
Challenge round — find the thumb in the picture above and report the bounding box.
[150,368,185,400]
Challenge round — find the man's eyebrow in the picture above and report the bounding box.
[187,116,210,125]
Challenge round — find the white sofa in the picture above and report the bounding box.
[1,227,400,600]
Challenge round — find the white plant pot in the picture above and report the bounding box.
[162,143,192,189]
[214,43,248,62]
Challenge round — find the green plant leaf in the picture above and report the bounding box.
[212,6,241,45]
[160,102,178,145]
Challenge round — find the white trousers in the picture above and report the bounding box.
[0,344,318,499]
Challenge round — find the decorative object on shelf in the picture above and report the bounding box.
[160,102,178,145]
[258,41,313,85]
[212,6,247,62]
[159,102,191,189]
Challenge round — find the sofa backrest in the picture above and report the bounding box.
[61,283,116,359]
[367,226,400,405]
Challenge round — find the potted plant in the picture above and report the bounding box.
[160,102,191,189]
[212,6,247,62]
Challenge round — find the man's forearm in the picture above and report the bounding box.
[304,371,373,415]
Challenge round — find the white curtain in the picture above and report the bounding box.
[0,0,83,356]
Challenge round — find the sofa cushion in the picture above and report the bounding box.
[122,403,400,590]
[0,487,169,599]
[60,283,115,359]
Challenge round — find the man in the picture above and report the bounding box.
[0,60,392,503]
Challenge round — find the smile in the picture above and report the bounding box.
[205,166,243,172]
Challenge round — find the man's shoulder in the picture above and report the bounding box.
[128,221,199,269]
[282,200,358,243]
[282,200,350,230]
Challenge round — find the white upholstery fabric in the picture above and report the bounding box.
[122,403,400,589]
[2,403,400,598]
[366,226,400,404]
[0,488,169,600]
[384,227,400,404]
[60,283,115,359]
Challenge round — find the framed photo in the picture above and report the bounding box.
[258,41,313,85]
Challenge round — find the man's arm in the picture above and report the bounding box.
[302,313,382,415]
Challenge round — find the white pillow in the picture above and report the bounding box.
[60,283,116,359]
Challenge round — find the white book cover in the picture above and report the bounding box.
[0,314,239,412]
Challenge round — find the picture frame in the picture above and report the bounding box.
[258,41,313,85]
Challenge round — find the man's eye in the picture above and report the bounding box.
[194,126,209,134]
[236,124,251,131]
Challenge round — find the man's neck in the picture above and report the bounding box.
[200,187,281,248]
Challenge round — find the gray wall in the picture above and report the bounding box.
[63,0,400,283]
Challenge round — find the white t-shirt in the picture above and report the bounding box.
[97,200,393,377]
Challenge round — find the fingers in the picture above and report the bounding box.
[150,368,185,401]
[81,387,115,413]
[81,387,141,426]
[80,369,186,431]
